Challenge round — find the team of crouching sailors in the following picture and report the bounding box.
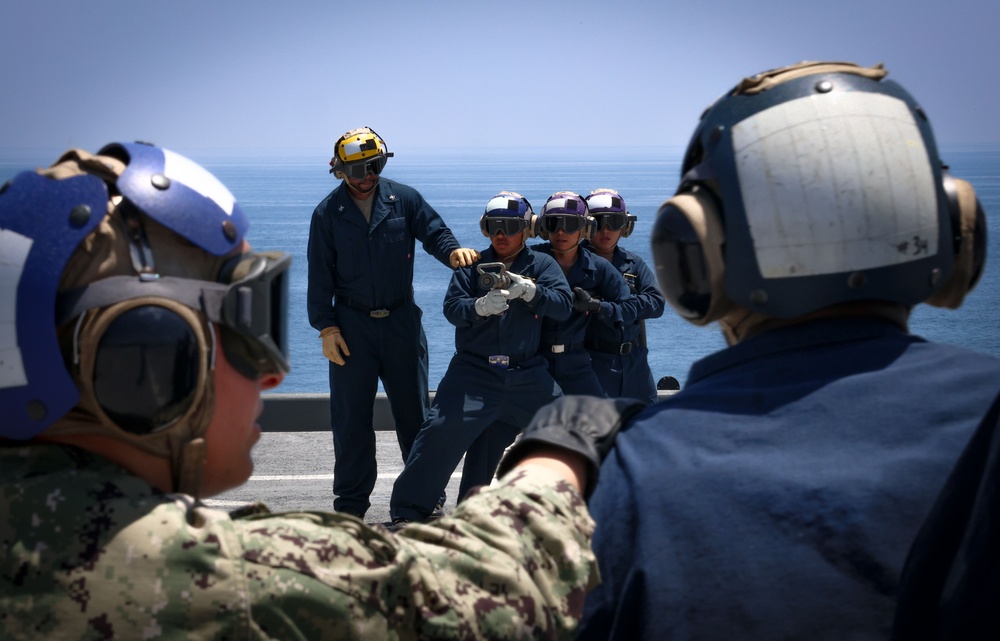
[387,188,665,526]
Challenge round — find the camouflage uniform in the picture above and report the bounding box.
[0,443,598,640]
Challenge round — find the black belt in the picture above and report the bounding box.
[585,338,636,355]
[463,352,528,369]
[335,295,409,319]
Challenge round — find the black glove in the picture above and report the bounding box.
[496,396,647,498]
[573,287,602,313]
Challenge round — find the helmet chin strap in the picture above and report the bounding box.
[169,433,207,497]
[549,239,581,256]
[498,239,526,265]
[591,239,617,260]
[50,301,218,499]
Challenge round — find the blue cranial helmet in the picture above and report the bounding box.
[0,142,284,442]
[102,141,249,256]
[480,191,537,238]
[0,171,109,438]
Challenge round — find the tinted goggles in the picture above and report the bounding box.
[340,156,388,180]
[542,215,586,235]
[57,251,292,380]
[216,251,291,378]
[483,216,529,237]
[594,213,633,231]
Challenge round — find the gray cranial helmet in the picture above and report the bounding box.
[651,61,986,325]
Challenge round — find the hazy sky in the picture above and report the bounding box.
[2,0,997,155]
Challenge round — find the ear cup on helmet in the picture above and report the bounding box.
[927,176,987,309]
[525,213,538,238]
[620,215,637,238]
[517,194,538,238]
[92,305,202,434]
[77,300,210,435]
[651,188,733,325]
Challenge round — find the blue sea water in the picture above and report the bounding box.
[3,146,999,394]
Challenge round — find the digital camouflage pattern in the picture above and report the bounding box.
[0,444,599,640]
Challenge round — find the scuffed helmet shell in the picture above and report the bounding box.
[102,142,248,256]
[484,191,533,219]
[0,171,108,438]
[586,189,628,215]
[542,191,589,217]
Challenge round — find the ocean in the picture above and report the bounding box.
[3,146,999,394]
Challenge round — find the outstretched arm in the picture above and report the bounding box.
[239,397,643,640]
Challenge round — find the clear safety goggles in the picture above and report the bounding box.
[483,216,530,237]
[594,212,633,231]
[542,214,586,235]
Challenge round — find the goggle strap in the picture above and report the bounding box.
[56,276,229,326]
[207,321,218,370]
[56,252,290,373]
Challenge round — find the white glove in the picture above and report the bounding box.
[503,271,537,302]
[475,289,510,316]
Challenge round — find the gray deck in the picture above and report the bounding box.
[207,391,675,525]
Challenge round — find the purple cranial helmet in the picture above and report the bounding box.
[586,188,636,237]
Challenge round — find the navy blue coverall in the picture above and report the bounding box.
[389,245,573,522]
[577,317,1000,640]
[532,242,633,396]
[307,177,460,516]
[580,240,665,404]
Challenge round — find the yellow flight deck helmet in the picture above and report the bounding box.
[329,126,394,180]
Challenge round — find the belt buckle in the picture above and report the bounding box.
[550,345,565,354]
[369,308,390,319]
[619,342,633,355]
[488,355,510,368]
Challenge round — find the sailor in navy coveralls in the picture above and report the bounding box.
[307,127,479,518]
[389,192,573,524]
[581,189,665,404]
[532,191,633,397]
[576,62,1000,640]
